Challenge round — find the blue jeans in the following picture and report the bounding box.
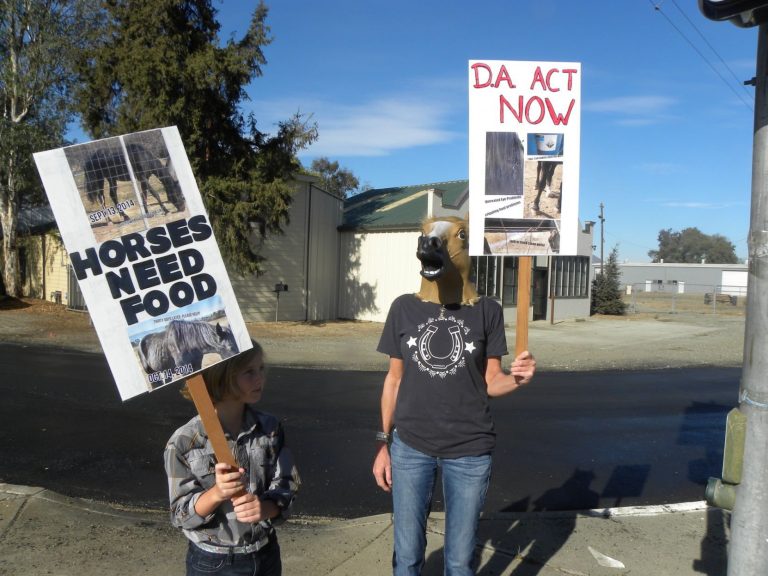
[390,431,492,576]
[186,538,281,576]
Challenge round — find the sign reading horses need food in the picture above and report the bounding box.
[468,60,581,257]
[34,127,252,400]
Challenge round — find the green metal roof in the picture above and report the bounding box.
[341,180,468,231]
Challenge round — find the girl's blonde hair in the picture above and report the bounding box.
[182,339,263,402]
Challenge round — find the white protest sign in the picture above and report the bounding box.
[468,60,581,256]
[34,126,251,400]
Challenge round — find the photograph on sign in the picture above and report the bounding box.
[484,131,524,219]
[63,129,189,242]
[34,127,252,401]
[130,295,239,390]
[468,60,581,257]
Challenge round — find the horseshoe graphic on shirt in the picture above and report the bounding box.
[417,324,463,370]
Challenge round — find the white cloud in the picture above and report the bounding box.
[584,95,677,125]
[660,201,745,209]
[251,95,460,158]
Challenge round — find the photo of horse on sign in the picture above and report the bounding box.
[127,295,241,391]
[64,128,189,243]
[132,314,240,391]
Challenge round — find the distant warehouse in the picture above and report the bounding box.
[597,262,749,296]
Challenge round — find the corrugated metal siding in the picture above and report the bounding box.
[230,181,343,323]
[306,186,342,321]
[338,230,422,323]
[231,189,309,322]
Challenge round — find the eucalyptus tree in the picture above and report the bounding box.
[0,0,98,296]
[311,157,361,198]
[649,227,739,264]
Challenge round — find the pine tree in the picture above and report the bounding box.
[591,246,627,315]
[75,0,317,276]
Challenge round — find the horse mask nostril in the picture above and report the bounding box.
[418,235,442,253]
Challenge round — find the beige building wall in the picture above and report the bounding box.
[231,177,342,322]
[305,185,343,321]
[20,233,70,305]
[338,230,422,323]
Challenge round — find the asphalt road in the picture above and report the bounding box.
[0,343,740,518]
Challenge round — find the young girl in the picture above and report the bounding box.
[164,340,299,576]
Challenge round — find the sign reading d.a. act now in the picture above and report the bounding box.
[34,127,251,400]
[468,60,582,259]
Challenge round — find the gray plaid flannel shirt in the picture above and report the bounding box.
[164,406,300,549]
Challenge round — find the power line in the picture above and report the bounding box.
[648,0,754,112]
[669,0,754,100]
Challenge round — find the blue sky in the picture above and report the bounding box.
[76,1,760,263]
[219,0,758,263]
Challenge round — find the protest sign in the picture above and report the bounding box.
[34,127,251,401]
[468,60,581,256]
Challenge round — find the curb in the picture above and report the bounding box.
[0,483,710,523]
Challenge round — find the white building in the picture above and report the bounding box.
[601,262,749,296]
[230,174,344,322]
[337,180,595,324]
[27,177,596,325]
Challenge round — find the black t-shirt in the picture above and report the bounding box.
[377,294,508,458]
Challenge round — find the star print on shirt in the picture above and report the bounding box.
[465,341,476,353]
[407,336,417,348]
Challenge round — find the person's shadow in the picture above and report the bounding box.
[679,401,731,575]
[422,469,600,575]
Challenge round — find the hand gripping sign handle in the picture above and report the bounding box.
[515,256,532,356]
[186,374,239,468]
[186,374,247,498]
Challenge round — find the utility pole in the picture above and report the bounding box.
[727,22,768,576]
[698,2,768,572]
[599,203,605,275]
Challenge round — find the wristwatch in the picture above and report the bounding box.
[375,431,391,443]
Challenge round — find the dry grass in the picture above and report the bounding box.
[625,292,746,317]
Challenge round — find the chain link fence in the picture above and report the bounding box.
[625,282,747,316]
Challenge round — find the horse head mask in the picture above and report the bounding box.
[415,216,479,306]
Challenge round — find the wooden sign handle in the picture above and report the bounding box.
[515,256,532,356]
[186,374,238,468]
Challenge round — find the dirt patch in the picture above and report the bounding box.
[0,296,747,373]
[0,297,96,349]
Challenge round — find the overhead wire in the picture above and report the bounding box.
[648,0,754,112]
[669,0,754,101]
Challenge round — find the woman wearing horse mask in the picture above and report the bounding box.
[372,216,536,576]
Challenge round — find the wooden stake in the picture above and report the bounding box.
[186,374,238,467]
[515,256,532,356]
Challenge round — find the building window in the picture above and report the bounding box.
[471,255,502,299]
[552,256,589,298]
[502,256,518,306]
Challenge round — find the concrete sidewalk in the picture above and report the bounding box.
[0,483,729,576]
